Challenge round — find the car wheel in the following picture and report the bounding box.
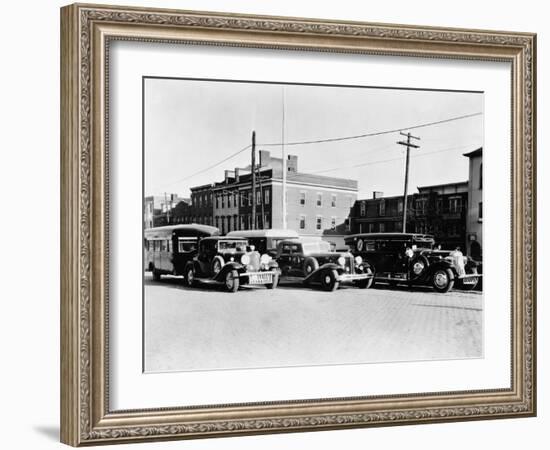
[266,273,279,290]
[225,270,240,293]
[320,269,339,292]
[432,268,454,293]
[185,266,196,287]
[153,269,161,282]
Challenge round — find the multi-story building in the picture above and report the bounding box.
[414,181,469,249]
[176,150,357,246]
[464,147,483,260]
[143,193,186,229]
[350,181,469,250]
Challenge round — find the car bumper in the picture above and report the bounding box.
[241,271,276,285]
[458,273,482,285]
[336,272,373,283]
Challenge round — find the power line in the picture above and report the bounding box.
[148,111,481,193]
[288,144,476,177]
[151,143,251,191]
[258,112,482,147]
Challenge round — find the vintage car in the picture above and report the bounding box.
[344,233,481,293]
[184,236,280,292]
[275,238,374,291]
[144,223,220,281]
[226,229,299,257]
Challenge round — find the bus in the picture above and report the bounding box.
[144,224,220,281]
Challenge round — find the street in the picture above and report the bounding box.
[144,273,483,373]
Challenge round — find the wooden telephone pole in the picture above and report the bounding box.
[251,131,256,230]
[397,131,420,233]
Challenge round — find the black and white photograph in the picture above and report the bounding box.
[142,77,484,373]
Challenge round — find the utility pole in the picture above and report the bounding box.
[281,86,287,229]
[251,130,256,230]
[397,131,420,233]
[164,192,170,224]
[257,162,265,229]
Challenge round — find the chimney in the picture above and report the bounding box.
[287,155,298,173]
[259,150,271,168]
[224,170,234,184]
[235,168,241,183]
[373,191,384,199]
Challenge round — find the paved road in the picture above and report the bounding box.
[144,273,483,373]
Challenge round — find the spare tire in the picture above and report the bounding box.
[303,257,319,276]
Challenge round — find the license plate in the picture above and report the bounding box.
[247,272,273,284]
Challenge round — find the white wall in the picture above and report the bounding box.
[0,1,546,449]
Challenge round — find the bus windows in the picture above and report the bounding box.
[178,239,197,253]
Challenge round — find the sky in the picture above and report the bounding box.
[144,78,483,199]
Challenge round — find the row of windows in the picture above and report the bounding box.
[357,196,467,218]
[360,199,393,217]
[298,215,346,231]
[299,192,341,208]
[201,189,271,209]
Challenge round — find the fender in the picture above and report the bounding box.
[303,262,342,284]
[425,260,456,282]
[213,261,244,282]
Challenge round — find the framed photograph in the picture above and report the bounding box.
[60,3,536,446]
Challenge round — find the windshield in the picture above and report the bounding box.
[302,241,332,254]
[218,240,248,252]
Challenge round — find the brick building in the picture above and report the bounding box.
[143,193,187,229]
[168,150,357,246]
[350,181,469,250]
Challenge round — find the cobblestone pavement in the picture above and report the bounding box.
[144,273,483,373]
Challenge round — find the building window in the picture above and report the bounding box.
[264,214,270,229]
[221,194,225,208]
[256,190,261,205]
[379,223,385,232]
[416,198,427,215]
[316,216,322,230]
[478,201,483,221]
[360,202,366,217]
[397,199,403,214]
[316,193,322,207]
[265,189,270,205]
[449,197,462,213]
[227,192,231,208]
[215,195,219,209]
[248,190,252,206]
[300,191,306,206]
[300,215,306,229]
[379,199,386,217]
[345,218,350,232]
[369,223,375,233]
[235,192,239,207]
[331,217,336,230]
[331,194,336,208]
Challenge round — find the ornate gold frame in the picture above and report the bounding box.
[60,3,536,446]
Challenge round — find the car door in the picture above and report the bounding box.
[197,240,214,275]
[276,243,293,275]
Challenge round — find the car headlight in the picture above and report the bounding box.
[241,254,250,265]
[260,254,271,264]
[337,256,346,267]
[462,256,468,265]
[354,256,363,265]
